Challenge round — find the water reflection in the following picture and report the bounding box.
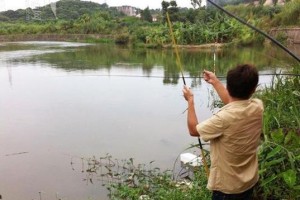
[4,42,297,87]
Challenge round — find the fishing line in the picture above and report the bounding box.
[206,0,300,63]
[212,44,216,74]
[56,73,300,79]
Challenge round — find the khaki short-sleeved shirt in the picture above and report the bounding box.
[197,98,263,194]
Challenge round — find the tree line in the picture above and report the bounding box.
[0,0,299,47]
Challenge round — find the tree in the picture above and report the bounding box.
[141,7,153,22]
[191,0,202,8]
[161,0,170,23]
[161,0,179,22]
[168,0,179,21]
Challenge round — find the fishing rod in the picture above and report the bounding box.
[166,12,186,85]
[166,11,210,178]
[206,0,300,63]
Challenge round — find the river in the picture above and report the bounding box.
[0,41,298,200]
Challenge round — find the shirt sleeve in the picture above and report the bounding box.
[252,98,264,111]
[196,113,229,142]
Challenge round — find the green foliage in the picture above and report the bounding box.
[115,32,130,45]
[254,67,300,200]
[83,155,212,200]
[258,70,300,134]
[274,31,288,45]
[131,26,151,44]
[161,0,180,23]
[271,0,300,26]
[145,25,169,46]
[0,0,299,47]
[255,131,300,199]
[224,5,278,45]
[144,8,244,46]
[0,0,112,21]
[140,7,153,23]
[0,9,27,21]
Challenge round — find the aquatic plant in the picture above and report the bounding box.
[72,153,211,200]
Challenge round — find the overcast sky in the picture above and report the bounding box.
[0,0,194,12]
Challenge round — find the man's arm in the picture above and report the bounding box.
[203,70,230,104]
[182,86,200,137]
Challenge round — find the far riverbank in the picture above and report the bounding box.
[0,34,227,50]
[0,34,113,43]
[0,34,299,56]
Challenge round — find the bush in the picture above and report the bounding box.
[254,67,300,199]
[271,0,300,26]
[114,32,130,45]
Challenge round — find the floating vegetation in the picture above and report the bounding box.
[70,151,211,200]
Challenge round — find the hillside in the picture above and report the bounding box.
[0,0,122,22]
[0,0,299,47]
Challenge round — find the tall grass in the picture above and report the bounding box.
[254,67,300,200]
[258,68,300,137]
[271,0,300,27]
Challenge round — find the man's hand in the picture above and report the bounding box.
[203,70,218,85]
[182,85,194,102]
[182,86,199,137]
[203,69,231,104]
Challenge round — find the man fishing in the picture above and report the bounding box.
[182,64,263,200]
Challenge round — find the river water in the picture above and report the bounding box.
[0,41,298,200]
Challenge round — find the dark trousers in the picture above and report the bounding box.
[212,186,254,200]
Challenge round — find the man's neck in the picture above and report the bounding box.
[229,97,249,103]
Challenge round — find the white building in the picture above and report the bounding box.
[115,5,137,16]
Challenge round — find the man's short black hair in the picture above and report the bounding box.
[226,64,258,99]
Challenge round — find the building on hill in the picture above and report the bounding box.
[114,5,137,16]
